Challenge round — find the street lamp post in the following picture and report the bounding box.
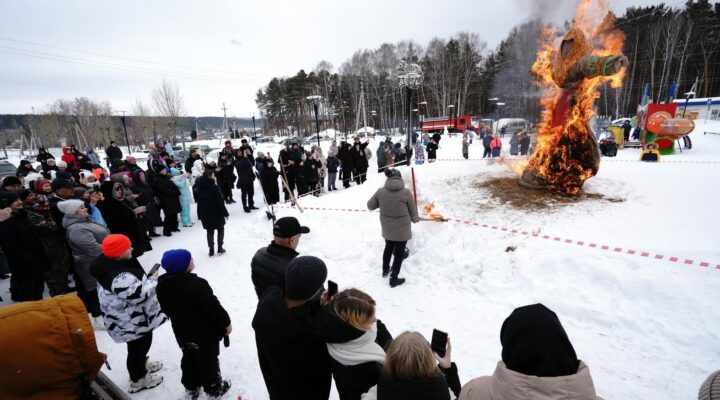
[447,105,455,133]
[251,114,257,143]
[117,111,132,155]
[306,95,322,148]
[488,98,499,135]
[398,60,424,163]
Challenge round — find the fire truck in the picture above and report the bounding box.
[421,114,481,133]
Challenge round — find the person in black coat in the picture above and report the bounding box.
[327,289,394,400]
[0,191,50,301]
[16,160,35,178]
[261,160,280,205]
[482,133,493,158]
[216,153,236,204]
[130,169,160,238]
[234,148,257,212]
[156,249,232,399]
[426,138,439,162]
[351,138,369,184]
[252,256,361,400]
[193,171,229,256]
[36,147,55,166]
[338,140,354,188]
[362,331,461,400]
[519,132,531,156]
[105,141,123,164]
[250,216,308,299]
[151,168,181,237]
[98,181,152,257]
[184,150,201,174]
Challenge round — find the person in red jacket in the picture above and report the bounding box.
[490,134,503,158]
[61,146,79,173]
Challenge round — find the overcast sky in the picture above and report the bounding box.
[0,0,661,117]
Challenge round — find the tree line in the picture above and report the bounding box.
[255,0,719,136]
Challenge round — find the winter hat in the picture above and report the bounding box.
[161,249,192,274]
[23,172,43,188]
[285,256,327,301]
[699,370,720,400]
[57,199,84,215]
[55,171,72,181]
[384,168,401,179]
[2,176,21,188]
[0,191,19,208]
[51,178,74,192]
[500,303,579,377]
[18,189,33,201]
[35,179,51,193]
[102,234,132,258]
[56,160,68,169]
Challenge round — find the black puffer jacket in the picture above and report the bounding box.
[98,182,151,257]
[234,155,256,186]
[250,242,298,299]
[156,272,231,352]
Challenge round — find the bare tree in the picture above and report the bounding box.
[152,78,185,118]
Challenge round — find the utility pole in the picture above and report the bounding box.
[219,103,228,148]
[251,113,257,142]
[118,110,131,155]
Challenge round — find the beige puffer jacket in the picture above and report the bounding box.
[459,361,603,400]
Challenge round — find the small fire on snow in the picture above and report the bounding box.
[423,203,446,221]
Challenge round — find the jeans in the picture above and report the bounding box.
[382,240,407,279]
[127,333,153,382]
[328,172,337,190]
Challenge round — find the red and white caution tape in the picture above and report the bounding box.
[276,205,720,270]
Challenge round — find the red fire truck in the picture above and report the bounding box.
[421,114,481,133]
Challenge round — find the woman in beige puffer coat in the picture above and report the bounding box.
[459,304,603,400]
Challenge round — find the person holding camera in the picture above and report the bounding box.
[156,249,232,399]
[89,234,167,393]
[361,331,461,400]
[99,181,152,257]
[367,168,419,288]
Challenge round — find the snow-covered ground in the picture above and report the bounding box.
[2,123,719,399]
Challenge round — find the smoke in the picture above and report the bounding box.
[518,0,578,25]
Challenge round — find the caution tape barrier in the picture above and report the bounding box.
[276,205,720,270]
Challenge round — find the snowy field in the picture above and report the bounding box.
[2,123,720,399]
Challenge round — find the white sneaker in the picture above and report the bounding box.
[90,314,106,331]
[128,373,163,393]
[146,359,163,373]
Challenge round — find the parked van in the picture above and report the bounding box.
[495,118,531,134]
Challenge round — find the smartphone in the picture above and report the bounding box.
[431,329,448,358]
[147,263,161,277]
[327,280,338,298]
[223,335,230,348]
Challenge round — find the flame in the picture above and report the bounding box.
[524,0,626,195]
[423,203,446,221]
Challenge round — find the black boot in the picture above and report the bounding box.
[389,276,406,288]
[217,244,226,254]
[382,267,390,278]
[208,245,214,257]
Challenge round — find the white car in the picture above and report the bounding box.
[611,118,632,126]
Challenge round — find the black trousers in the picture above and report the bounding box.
[341,168,352,187]
[180,342,223,395]
[382,240,407,279]
[282,169,296,201]
[74,276,101,317]
[239,183,254,207]
[206,227,225,248]
[9,270,44,302]
[163,211,178,234]
[483,146,491,158]
[127,332,153,382]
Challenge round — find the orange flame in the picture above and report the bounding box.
[423,203,446,221]
[524,0,626,195]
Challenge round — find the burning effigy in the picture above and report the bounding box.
[519,0,628,195]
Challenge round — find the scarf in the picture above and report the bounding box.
[327,324,386,366]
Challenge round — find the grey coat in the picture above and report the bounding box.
[63,214,110,288]
[367,176,419,241]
